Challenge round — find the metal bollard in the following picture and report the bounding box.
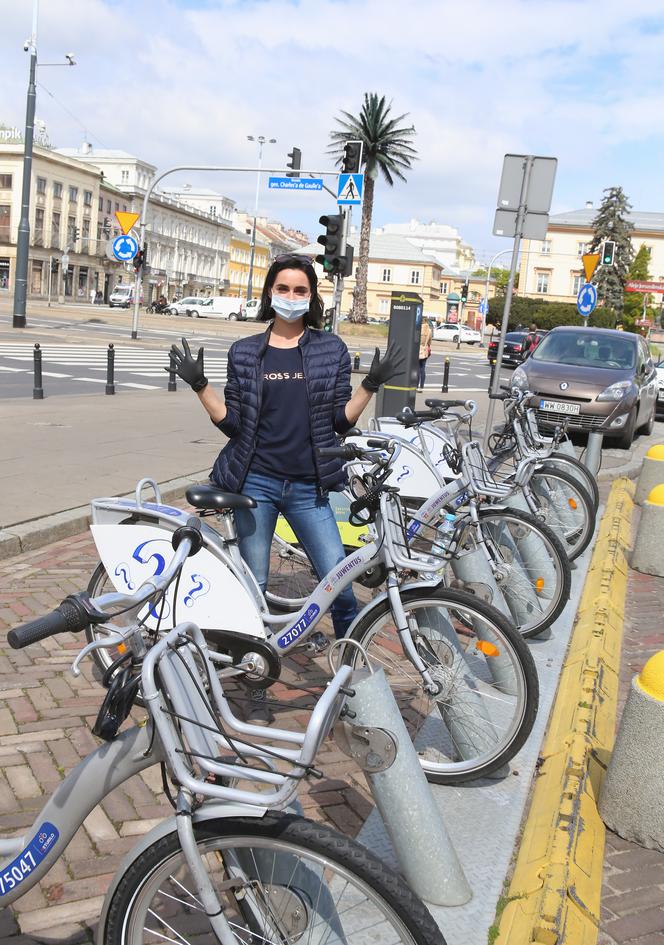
[489,358,496,392]
[33,343,44,400]
[168,352,177,392]
[105,343,115,395]
[583,431,604,476]
[353,351,360,370]
[442,356,450,393]
[342,662,471,905]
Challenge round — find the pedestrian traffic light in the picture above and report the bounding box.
[102,217,111,236]
[460,280,469,302]
[316,213,343,274]
[602,241,616,266]
[133,248,145,273]
[342,140,363,174]
[323,308,335,332]
[286,147,301,178]
[341,243,354,278]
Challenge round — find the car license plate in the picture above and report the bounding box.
[539,400,580,415]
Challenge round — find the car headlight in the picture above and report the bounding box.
[512,367,528,389]
[596,380,633,402]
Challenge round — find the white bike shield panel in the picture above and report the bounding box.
[90,524,266,638]
[345,432,444,500]
[375,418,458,481]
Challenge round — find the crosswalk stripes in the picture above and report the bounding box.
[0,343,230,390]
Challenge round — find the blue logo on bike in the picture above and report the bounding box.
[276,604,320,649]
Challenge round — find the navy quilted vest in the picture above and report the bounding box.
[211,326,354,493]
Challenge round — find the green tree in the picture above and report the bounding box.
[588,186,634,321]
[329,94,418,322]
[472,267,511,292]
[623,244,653,329]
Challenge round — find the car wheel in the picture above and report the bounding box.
[229,313,238,320]
[453,334,459,343]
[613,406,637,449]
[467,341,477,345]
[190,310,200,318]
[168,308,178,316]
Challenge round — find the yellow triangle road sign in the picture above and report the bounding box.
[115,211,140,235]
[582,252,600,282]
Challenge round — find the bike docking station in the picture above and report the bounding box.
[330,640,472,906]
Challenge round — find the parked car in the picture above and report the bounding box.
[187,297,245,320]
[433,322,481,344]
[168,297,206,317]
[655,357,664,417]
[243,299,260,320]
[109,285,142,309]
[511,326,658,448]
[487,329,548,366]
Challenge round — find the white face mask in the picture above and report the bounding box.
[271,295,310,322]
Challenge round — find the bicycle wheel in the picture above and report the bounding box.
[102,813,446,945]
[543,452,600,512]
[454,507,572,638]
[345,587,539,784]
[527,465,595,560]
[266,535,318,609]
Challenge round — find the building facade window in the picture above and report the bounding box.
[31,260,43,294]
[410,269,421,285]
[83,190,93,207]
[106,200,111,213]
[536,271,550,294]
[121,170,129,183]
[0,257,9,289]
[36,177,46,195]
[379,298,390,314]
[67,215,76,244]
[0,174,12,189]
[571,272,583,295]
[69,186,79,203]
[53,181,62,199]
[98,196,103,211]
[51,211,61,247]
[440,281,449,294]
[382,268,391,282]
[34,208,45,246]
[541,239,552,254]
[82,218,90,247]
[576,241,589,256]
[0,205,10,243]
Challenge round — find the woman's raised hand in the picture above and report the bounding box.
[165,338,208,392]
[361,342,406,392]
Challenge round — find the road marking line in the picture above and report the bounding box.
[72,377,107,383]
[0,366,27,373]
[118,382,160,390]
[41,372,72,378]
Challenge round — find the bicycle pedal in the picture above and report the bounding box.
[297,632,330,655]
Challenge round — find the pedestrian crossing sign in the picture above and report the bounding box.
[337,173,364,205]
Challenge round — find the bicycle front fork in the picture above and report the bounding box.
[386,578,440,696]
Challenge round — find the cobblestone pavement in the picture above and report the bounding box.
[600,510,664,944]
[0,530,375,944]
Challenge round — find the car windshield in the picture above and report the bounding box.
[532,332,635,370]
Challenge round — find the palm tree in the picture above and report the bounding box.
[329,93,418,322]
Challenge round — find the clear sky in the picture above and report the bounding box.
[3,0,664,264]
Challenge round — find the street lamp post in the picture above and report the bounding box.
[12,0,75,328]
[246,134,275,304]
[480,248,513,345]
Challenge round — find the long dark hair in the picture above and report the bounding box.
[257,255,324,329]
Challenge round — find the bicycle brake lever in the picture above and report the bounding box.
[71,633,126,677]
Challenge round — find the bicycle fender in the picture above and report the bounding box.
[345,579,441,637]
[96,803,268,945]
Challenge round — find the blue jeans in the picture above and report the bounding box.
[236,472,358,640]
[418,358,428,389]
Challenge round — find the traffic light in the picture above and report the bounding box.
[316,213,343,274]
[286,147,301,178]
[342,140,363,174]
[341,243,354,278]
[102,217,111,236]
[460,280,469,302]
[73,226,80,244]
[323,308,335,332]
[133,248,145,273]
[602,241,616,266]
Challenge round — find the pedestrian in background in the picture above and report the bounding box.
[417,318,433,391]
[169,254,404,722]
[523,323,540,357]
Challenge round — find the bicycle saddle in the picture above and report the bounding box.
[186,484,257,512]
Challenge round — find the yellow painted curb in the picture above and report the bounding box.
[494,477,635,945]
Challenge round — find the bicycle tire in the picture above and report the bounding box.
[344,587,539,784]
[102,813,446,945]
[469,506,571,637]
[527,465,595,560]
[538,453,600,512]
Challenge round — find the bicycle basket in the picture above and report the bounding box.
[143,623,352,809]
[462,441,514,499]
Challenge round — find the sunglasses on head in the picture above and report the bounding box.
[273,253,315,267]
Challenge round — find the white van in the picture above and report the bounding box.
[243,299,260,320]
[189,296,245,320]
[109,285,141,308]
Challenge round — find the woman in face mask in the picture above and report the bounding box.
[168,255,403,721]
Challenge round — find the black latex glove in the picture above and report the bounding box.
[165,338,208,392]
[361,342,405,393]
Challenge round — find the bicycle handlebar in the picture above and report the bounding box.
[424,398,466,409]
[7,517,203,650]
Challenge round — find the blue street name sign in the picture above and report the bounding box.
[338,173,364,205]
[112,234,138,262]
[268,177,323,191]
[577,282,597,318]
[478,298,489,316]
